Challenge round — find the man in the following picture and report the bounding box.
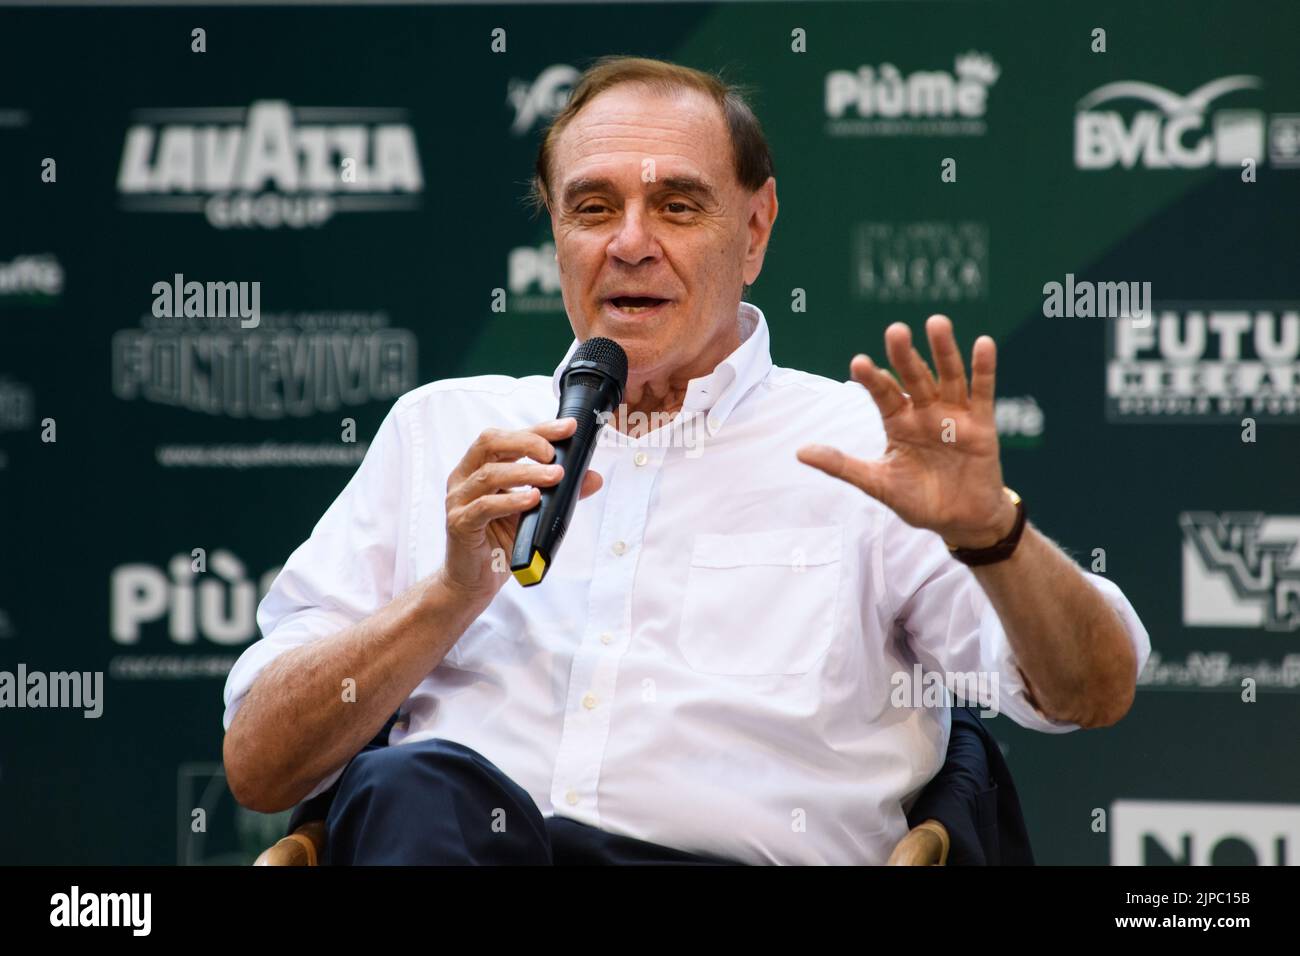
[222,56,1149,865]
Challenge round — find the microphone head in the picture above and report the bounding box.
[565,336,629,398]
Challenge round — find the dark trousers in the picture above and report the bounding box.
[318,736,738,865]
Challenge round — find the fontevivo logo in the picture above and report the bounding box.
[117,101,424,228]
[112,309,418,419]
[1074,75,1300,170]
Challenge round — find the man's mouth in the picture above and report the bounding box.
[606,296,670,314]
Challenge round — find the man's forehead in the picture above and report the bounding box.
[566,82,723,138]
[551,85,733,194]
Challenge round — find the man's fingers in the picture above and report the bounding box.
[970,335,997,416]
[925,314,969,406]
[447,417,577,487]
[796,444,888,501]
[448,487,541,536]
[448,459,564,509]
[578,469,604,500]
[850,354,909,419]
[532,416,580,441]
[884,323,940,408]
[451,458,602,514]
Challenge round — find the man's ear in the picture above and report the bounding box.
[743,176,778,286]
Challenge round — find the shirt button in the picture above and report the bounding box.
[707,415,720,431]
[582,692,598,709]
[611,540,627,556]
[599,632,613,645]
[633,451,648,466]
[565,789,579,806]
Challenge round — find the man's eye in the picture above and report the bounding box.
[577,204,607,215]
[665,202,693,214]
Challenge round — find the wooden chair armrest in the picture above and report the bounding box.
[253,815,951,866]
[254,820,327,866]
[886,818,950,866]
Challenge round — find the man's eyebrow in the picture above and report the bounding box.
[561,177,617,208]
[657,176,717,204]
[561,175,718,207]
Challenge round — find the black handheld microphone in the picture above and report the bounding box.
[510,336,628,587]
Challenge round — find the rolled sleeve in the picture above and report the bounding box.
[221,399,411,736]
[887,512,1151,733]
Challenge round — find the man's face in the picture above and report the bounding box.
[547,84,776,389]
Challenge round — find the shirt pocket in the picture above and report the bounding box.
[676,526,843,676]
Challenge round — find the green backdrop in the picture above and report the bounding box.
[1,0,1296,864]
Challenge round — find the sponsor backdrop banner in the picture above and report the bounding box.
[0,0,1296,864]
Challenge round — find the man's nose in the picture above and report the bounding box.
[607,203,660,265]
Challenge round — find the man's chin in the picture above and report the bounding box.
[599,338,665,383]
[582,317,669,348]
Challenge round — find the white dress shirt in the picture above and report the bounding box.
[223,301,1150,865]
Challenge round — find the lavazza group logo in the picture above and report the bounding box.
[117,100,425,228]
[1075,74,1300,170]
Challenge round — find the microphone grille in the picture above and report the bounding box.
[571,336,629,389]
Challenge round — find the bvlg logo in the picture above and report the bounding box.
[1075,75,1300,170]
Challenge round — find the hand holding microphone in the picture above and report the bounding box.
[438,336,627,604]
[511,337,628,586]
[438,417,604,608]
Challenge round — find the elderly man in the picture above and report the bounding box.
[222,56,1149,865]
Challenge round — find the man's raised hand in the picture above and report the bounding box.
[797,314,1017,549]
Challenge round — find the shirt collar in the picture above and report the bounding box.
[550,301,772,436]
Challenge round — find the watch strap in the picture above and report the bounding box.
[945,487,1027,567]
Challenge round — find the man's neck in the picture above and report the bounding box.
[601,306,748,437]
[611,382,689,437]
